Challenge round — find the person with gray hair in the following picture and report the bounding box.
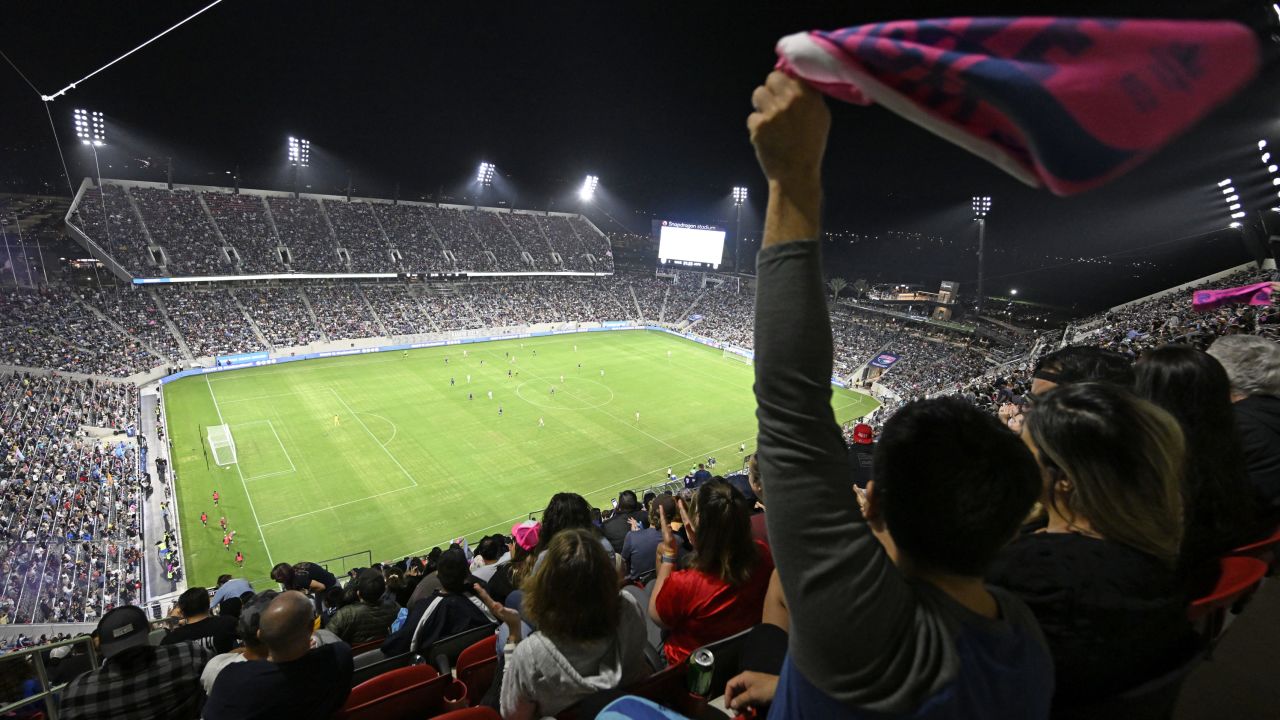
[203,591,353,720]
[1208,335,1280,516]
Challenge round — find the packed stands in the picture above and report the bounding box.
[89,288,187,364]
[68,185,152,274]
[235,288,322,349]
[362,285,435,336]
[0,373,145,624]
[424,205,492,272]
[266,196,337,272]
[159,288,262,359]
[0,287,154,376]
[129,188,228,276]
[374,203,452,272]
[304,285,381,341]
[201,192,281,273]
[325,200,393,272]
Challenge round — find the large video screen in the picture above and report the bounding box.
[656,221,726,267]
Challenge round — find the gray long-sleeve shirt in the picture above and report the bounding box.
[753,240,1053,718]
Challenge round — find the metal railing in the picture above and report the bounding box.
[0,634,99,719]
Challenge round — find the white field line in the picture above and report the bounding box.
[205,375,275,567]
[330,388,418,488]
[265,420,297,471]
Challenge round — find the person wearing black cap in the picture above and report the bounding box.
[161,587,238,654]
[59,605,210,720]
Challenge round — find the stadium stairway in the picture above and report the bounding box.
[358,286,393,337]
[149,290,196,362]
[229,289,272,350]
[299,290,330,342]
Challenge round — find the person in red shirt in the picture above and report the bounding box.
[200,512,208,527]
[235,551,244,567]
[219,516,227,532]
[650,481,774,665]
[212,490,220,506]
[223,534,231,551]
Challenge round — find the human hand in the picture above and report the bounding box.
[657,504,678,558]
[472,583,520,629]
[748,71,830,193]
[677,499,696,550]
[628,516,640,532]
[725,670,780,711]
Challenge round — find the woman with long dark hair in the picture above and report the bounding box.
[1135,344,1258,569]
[989,382,1195,708]
[649,480,773,665]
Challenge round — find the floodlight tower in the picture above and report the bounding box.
[1218,178,1244,228]
[74,109,109,287]
[732,186,748,274]
[1259,139,1280,216]
[972,196,991,315]
[476,162,495,208]
[578,174,598,203]
[288,136,311,198]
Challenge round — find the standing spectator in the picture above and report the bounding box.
[649,481,773,665]
[210,576,253,610]
[1135,345,1259,568]
[269,561,338,595]
[692,463,713,485]
[326,569,398,645]
[988,383,1194,707]
[59,605,210,720]
[161,587,238,654]
[746,71,1053,717]
[603,490,648,554]
[1208,335,1280,520]
[203,591,353,720]
[480,528,649,718]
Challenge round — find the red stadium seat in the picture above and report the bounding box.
[1187,555,1267,654]
[1230,524,1280,572]
[556,660,694,720]
[349,637,387,656]
[455,636,499,706]
[334,663,463,720]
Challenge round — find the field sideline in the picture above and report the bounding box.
[163,330,878,587]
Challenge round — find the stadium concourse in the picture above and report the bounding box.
[1,182,1279,718]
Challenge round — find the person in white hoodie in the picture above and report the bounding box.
[475,527,650,719]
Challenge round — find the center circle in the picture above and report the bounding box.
[515,378,615,410]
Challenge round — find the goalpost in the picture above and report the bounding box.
[208,424,238,467]
[722,348,753,366]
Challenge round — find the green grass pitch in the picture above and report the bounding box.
[163,330,878,587]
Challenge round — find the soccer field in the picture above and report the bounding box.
[163,330,878,587]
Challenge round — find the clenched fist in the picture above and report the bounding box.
[748,71,830,193]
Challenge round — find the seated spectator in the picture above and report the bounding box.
[649,481,773,665]
[200,590,275,693]
[1030,345,1135,396]
[1208,335,1280,518]
[59,605,210,720]
[326,569,397,645]
[269,561,338,595]
[471,535,511,584]
[536,492,614,566]
[487,521,540,605]
[161,587,238,654]
[603,490,649,554]
[988,382,1195,707]
[380,546,495,657]
[622,495,680,581]
[203,591,353,720]
[745,455,769,548]
[1135,345,1259,568]
[747,72,1053,717]
[479,527,649,719]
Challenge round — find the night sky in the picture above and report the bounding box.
[3,1,1277,310]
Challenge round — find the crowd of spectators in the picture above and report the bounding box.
[200,192,280,273]
[68,185,152,274]
[265,197,337,272]
[323,199,394,272]
[159,289,262,360]
[130,189,228,276]
[234,288,322,349]
[303,286,381,341]
[501,213,555,270]
[423,206,492,271]
[0,373,145,625]
[374,204,453,272]
[89,287,186,365]
[0,287,153,376]
[361,285,436,336]
[472,211,536,270]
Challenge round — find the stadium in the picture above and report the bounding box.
[2,3,1280,720]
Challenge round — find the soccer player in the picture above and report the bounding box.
[480,359,484,366]
[635,411,640,422]
[200,511,208,527]
[532,349,537,357]
[508,369,513,378]
[402,350,408,359]
[488,390,494,400]
[498,406,504,416]
[667,350,672,358]
[560,374,565,384]
[445,356,449,364]
[550,386,555,395]
[235,550,244,567]
[333,414,340,427]
[464,349,468,357]
[450,377,455,386]
[212,490,219,506]
[740,442,746,454]
[574,344,577,352]
[538,417,545,427]
[600,369,605,377]
[223,534,231,551]
[219,516,227,531]
[468,392,473,401]
[467,374,472,383]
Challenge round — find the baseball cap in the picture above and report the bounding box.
[96,605,151,658]
[852,423,874,445]
[437,547,470,593]
[511,520,541,551]
[236,590,279,645]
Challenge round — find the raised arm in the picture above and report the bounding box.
[749,72,915,703]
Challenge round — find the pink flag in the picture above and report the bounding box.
[775,18,1259,195]
[1191,282,1275,313]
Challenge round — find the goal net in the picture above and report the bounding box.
[722,348,753,365]
[208,424,237,466]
